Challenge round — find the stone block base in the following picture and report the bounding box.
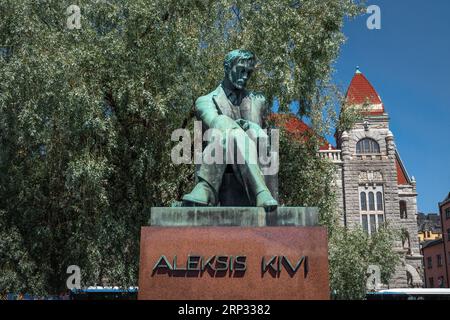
[138,207,329,300]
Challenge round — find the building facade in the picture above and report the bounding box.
[319,69,424,288]
[422,239,447,288]
[421,193,450,288]
[439,194,450,287]
[418,213,442,243]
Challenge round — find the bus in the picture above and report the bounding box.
[367,288,450,300]
[70,287,138,300]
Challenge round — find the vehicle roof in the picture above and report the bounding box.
[370,288,450,295]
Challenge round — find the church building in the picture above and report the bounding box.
[319,68,424,287]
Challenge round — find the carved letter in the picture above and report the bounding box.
[262,256,278,275]
[201,255,216,272]
[283,256,306,274]
[215,256,229,272]
[152,255,173,272]
[187,256,201,271]
[234,256,247,272]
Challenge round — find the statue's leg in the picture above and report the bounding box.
[228,128,278,210]
[182,115,277,209]
[182,124,229,206]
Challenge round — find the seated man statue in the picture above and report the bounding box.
[182,49,278,210]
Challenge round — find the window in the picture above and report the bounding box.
[446,208,450,220]
[362,215,369,234]
[356,138,381,154]
[368,192,375,211]
[402,229,411,254]
[378,214,384,226]
[376,192,383,211]
[427,257,432,269]
[438,277,445,288]
[437,255,443,267]
[359,186,385,235]
[360,192,367,211]
[361,213,385,235]
[447,229,450,242]
[429,277,434,288]
[370,215,377,233]
[400,201,408,219]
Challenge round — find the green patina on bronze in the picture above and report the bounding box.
[182,50,277,210]
[150,207,319,227]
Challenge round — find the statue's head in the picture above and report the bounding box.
[223,49,256,91]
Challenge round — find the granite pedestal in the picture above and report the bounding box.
[138,207,329,300]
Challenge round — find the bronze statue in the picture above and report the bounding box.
[182,50,278,210]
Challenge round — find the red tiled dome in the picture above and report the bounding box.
[345,69,385,115]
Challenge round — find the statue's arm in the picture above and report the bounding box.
[195,95,219,129]
[236,93,269,138]
[195,95,239,130]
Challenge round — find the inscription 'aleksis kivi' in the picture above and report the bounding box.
[151,255,308,277]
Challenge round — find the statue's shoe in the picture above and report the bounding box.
[256,190,278,211]
[182,195,208,207]
[182,181,215,207]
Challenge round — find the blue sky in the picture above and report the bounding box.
[333,0,450,213]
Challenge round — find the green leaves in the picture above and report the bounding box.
[0,211,46,295]
[329,225,400,300]
[0,0,363,295]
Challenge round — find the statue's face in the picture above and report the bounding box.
[226,59,254,90]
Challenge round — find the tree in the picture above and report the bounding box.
[275,117,400,300]
[328,225,400,300]
[0,0,364,294]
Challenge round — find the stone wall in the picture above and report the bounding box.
[398,184,421,255]
[334,115,423,288]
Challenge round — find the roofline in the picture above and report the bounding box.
[348,112,390,122]
[439,193,450,209]
[345,72,383,101]
[395,150,412,185]
[421,238,443,249]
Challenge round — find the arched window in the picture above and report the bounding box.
[376,192,383,211]
[360,192,367,211]
[401,229,412,255]
[400,200,408,219]
[369,192,375,211]
[359,186,385,235]
[356,138,380,154]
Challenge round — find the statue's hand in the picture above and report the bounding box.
[236,119,250,131]
[236,119,268,139]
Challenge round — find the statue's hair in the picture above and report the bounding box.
[223,49,256,70]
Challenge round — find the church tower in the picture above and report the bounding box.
[335,68,423,288]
